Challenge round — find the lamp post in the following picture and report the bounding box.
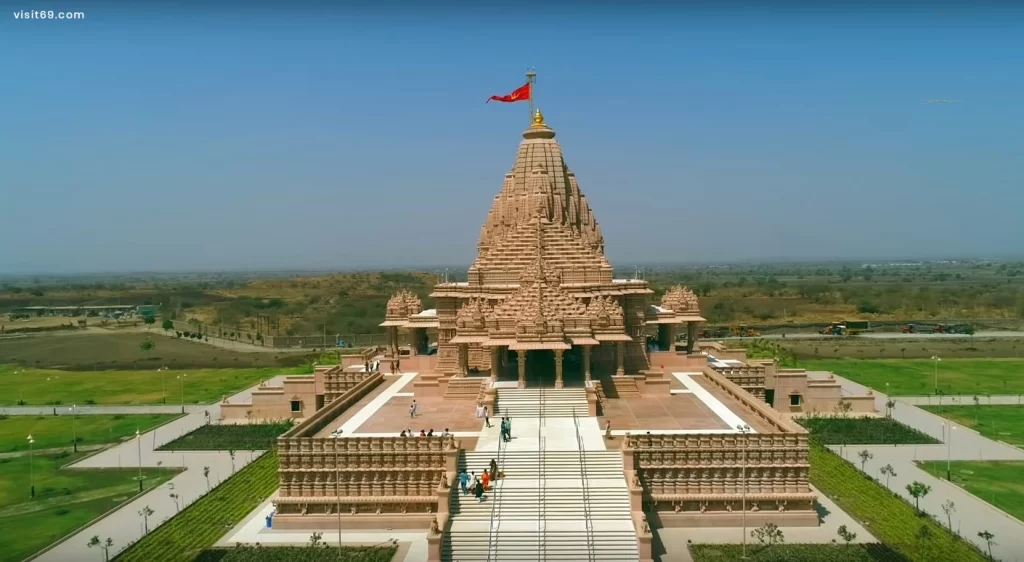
[737,423,752,559]
[946,424,955,481]
[136,428,143,493]
[335,434,342,556]
[177,374,187,414]
[931,355,941,394]
[160,367,166,405]
[70,404,77,452]
[27,435,35,498]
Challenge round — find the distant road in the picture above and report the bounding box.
[718,330,1024,341]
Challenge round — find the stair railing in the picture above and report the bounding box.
[484,426,506,562]
[538,369,547,562]
[572,407,597,562]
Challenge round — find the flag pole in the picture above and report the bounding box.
[526,68,536,122]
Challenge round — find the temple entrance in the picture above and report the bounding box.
[522,348,586,388]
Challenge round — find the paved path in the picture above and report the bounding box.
[1,405,206,416]
[895,395,1024,406]
[830,376,1024,561]
[32,377,286,562]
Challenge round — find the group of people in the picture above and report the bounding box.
[389,359,402,374]
[399,428,452,438]
[362,360,381,373]
[500,416,513,442]
[458,457,501,503]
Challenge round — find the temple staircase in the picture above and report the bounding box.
[495,388,587,418]
[445,450,637,561]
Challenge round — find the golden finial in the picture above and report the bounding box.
[531,108,547,128]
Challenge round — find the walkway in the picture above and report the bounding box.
[895,395,1024,406]
[831,376,1024,562]
[31,377,285,561]
[1,405,205,416]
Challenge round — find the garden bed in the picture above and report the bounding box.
[157,422,293,451]
[689,543,906,561]
[797,416,939,445]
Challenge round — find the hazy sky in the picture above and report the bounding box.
[1,1,1022,274]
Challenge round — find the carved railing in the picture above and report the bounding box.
[280,372,383,439]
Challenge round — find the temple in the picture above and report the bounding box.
[252,102,876,562]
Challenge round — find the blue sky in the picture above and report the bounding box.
[1,2,1022,274]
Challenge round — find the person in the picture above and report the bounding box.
[442,428,451,438]
[419,429,426,438]
[400,430,407,437]
[427,429,434,437]
[409,400,418,419]
[482,468,491,491]
[489,458,498,479]
[473,476,484,502]
[483,405,491,428]
[605,420,612,440]
[458,469,470,495]
[396,358,402,373]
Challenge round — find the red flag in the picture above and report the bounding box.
[487,82,531,103]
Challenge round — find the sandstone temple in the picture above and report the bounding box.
[237,106,876,562]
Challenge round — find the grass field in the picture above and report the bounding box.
[918,461,1024,524]
[689,543,904,561]
[799,359,1024,395]
[797,416,939,445]
[0,365,304,406]
[194,545,399,562]
[115,451,278,562]
[0,452,173,562]
[0,414,179,453]
[809,442,986,562]
[783,337,1024,360]
[158,422,293,451]
[920,405,1024,448]
[0,332,309,371]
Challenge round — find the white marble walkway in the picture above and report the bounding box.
[671,372,758,433]
[333,372,418,435]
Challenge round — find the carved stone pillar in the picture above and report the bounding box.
[458,344,468,376]
[668,324,677,352]
[687,322,697,353]
[616,341,625,376]
[583,345,592,383]
[490,347,500,381]
[517,351,527,389]
[554,349,564,389]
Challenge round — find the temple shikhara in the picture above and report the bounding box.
[228,97,876,562]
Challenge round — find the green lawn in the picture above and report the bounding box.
[920,405,1024,448]
[0,365,304,406]
[194,545,398,562]
[157,422,293,451]
[0,452,173,562]
[0,414,179,453]
[809,442,986,562]
[116,452,278,562]
[800,359,1024,396]
[797,416,939,445]
[689,543,902,561]
[918,460,1024,523]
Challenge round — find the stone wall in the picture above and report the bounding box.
[623,432,818,528]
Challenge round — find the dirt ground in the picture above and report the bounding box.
[0,331,310,370]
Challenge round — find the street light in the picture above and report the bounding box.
[69,404,77,452]
[737,423,752,559]
[136,428,144,493]
[177,374,187,414]
[931,356,942,394]
[943,423,955,481]
[27,434,35,498]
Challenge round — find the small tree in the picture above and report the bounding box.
[885,399,897,418]
[906,481,932,511]
[138,505,154,534]
[87,536,113,562]
[916,524,934,544]
[309,531,324,547]
[143,315,156,329]
[834,400,853,418]
[879,464,896,490]
[751,522,785,547]
[858,449,873,472]
[229,449,236,473]
[162,319,174,331]
[964,325,976,338]
[140,337,155,353]
[203,466,210,492]
[170,492,180,513]
[977,530,996,559]
[973,395,981,424]
[837,524,857,546]
[941,500,956,531]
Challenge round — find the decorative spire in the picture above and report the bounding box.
[531,108,547,129]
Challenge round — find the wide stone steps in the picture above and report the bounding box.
[495,389,588,418]
[443,529,639,562]
[459,451,624,478]
[450,487,630,519]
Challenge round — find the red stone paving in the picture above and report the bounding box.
[311,375,404,437]
[352,396,485,434]
[597,394,731,432]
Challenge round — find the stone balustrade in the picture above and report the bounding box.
[324,370,377,403]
